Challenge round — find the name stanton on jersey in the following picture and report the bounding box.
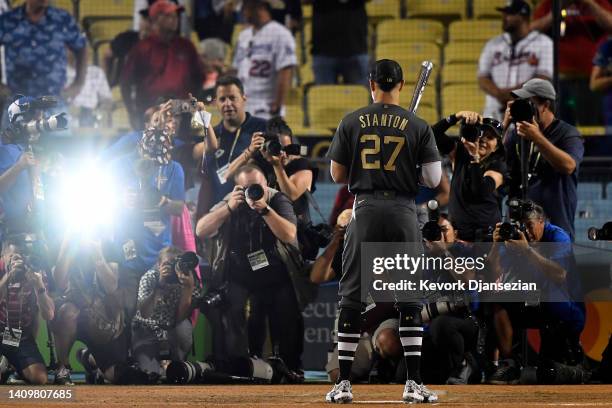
[358,112,409,131]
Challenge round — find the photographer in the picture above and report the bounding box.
[50,230,129,385]
[261,117,320,260]
[486,202,584,384]
[432,111,506,241]
[196,164,301,372]
[503,78,583,240]
[0,235,54,385]
[132,247,203,376]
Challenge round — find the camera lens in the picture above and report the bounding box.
[460,122,480,143]
[499,222,518,241]
[510,98,535,122]
[263,139,282,156]
[245,184,264,201]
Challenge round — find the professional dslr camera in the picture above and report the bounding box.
[5,96,68,144]
[498,199,534,241]
[261,133,306,157]
[510,98,536,123]
[460,118,504,142]
[164,251,199,284]
[422,200,442,241]
[588,221,612,241]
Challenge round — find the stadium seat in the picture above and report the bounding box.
[442,84,485,116]
[377,19,445,45]
[302,22,312,46]
[303,4,312,20]
[299,64,315,86]
[286,86,303,107]
[80,0,132,18]
[398,82,437,109]
[284,105,305,129]
[88,18,132,42]
[449,20,501,43]
[366,0,401,21]
[577,183,604,200]
[473,0,506,19]
[414,105,439,125]
[376,42,440,66]
[306,85,370,129]
[441,63,479,86]
[444,42,485,65]
[406,0,466,22]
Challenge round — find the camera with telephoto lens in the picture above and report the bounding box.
[510,98,536,123]
[421,296,468,323]
[262,133,305,157]
[498,199,533,241]
[588,222,612,241]
[200,282,229,309]
[244,183,265,202]
[460,120,482,143]
[422,200,442,241]
[5,96,68,143]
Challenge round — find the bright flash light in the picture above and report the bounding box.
[59,163,118,235]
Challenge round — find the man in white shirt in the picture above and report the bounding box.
[478,0,553,120]
[233,0,297,120]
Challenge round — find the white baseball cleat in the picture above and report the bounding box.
[326,379,353,403]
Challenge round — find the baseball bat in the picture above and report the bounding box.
[408,61,434,114]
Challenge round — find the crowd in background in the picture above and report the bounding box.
[0,0,609,387]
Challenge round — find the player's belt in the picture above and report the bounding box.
[356,190,415,200]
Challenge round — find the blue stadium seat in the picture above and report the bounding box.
[577,182,603,200]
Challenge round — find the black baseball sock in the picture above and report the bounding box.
[336,307,361,383]
[399,309,424,384]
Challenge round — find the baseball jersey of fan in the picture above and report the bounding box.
[479,31,553,120]
[233,20,297,119]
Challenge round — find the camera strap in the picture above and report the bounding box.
[304,191,327,224]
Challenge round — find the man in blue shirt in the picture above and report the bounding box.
[504,79,584,241]
[197,76,267,216]
[486,201,584,384]
[112,123,185,319]
[0,0,87,127]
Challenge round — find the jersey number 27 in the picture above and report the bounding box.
[360,134,405,171]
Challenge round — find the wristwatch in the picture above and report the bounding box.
[258,205,272,216]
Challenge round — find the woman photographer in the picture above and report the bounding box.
[260,118,319,259]
[432,111,507,242]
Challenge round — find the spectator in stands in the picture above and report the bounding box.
[112,103,186,322]
[121,0,203,130]
[196,164,300,373]
[104,2,151,88]
[132,246,204,377]
[66,52,113,127]
[0,235,54,385]
[432,111,507,242]
[306,0,369,85]
[200,38,230,98]
[590,36,612,154]
[532,0,612,125]
[195,76,267,217]
[0,0,87,127]
[479,0,553,121]
[504,79,584,240]
[233,0,297,119]
[193,0,239,44]
[51,231,130,385]
[486,202,584,384]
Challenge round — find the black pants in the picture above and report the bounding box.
[421,315,479,383]
[248,282,302,370]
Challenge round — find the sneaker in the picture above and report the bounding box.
[54,366,74,386]
[487,359,521,385]
[447,353,479,385]
[325,379,353,403]
[76,348,103,384]
[417,383,438,403]
[402,380,424,404]
[6,372,26,385]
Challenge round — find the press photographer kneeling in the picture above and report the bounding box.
[132,247,203,378]
[432,111,506,241]
[196,164,301,373]
[486,201,585,384]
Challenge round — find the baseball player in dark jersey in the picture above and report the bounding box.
[325,59,442,404]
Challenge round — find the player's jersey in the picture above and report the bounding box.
[327,103,440,195]
[233,20,297,119]
[479,31,553,120]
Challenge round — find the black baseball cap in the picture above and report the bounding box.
[496,0,531,16]
[369,59,403,92]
